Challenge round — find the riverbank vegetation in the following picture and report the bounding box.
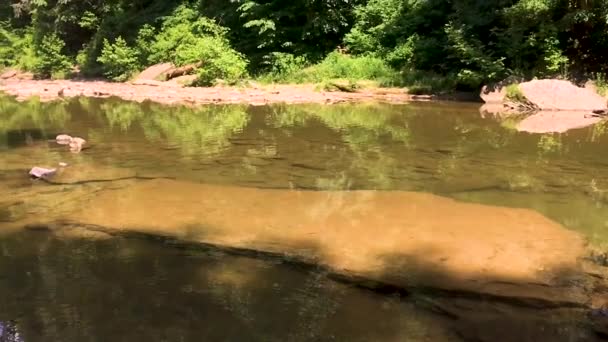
[1,0,608,93]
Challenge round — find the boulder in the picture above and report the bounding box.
[69,137,86,153]
[481,79,608,133]
[55,134,72,145]
[519,79,607,111]
[133,63,174,82]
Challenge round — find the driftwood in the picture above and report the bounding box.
[165,62,203,80]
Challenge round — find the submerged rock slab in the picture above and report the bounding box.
[63,179,600,305]
[517,111,603,133]
[519,79,607,112]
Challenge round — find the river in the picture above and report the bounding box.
[0,95,607,341]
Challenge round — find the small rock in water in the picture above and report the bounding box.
[58,162,68,167]
[69,137,86,153]
[56,134,73,145]
[29,167,57,179]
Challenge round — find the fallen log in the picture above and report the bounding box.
[165,62,203,80]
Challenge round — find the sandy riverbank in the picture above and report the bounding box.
[0,78,429,105]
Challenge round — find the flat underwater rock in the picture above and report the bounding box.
[63,179,600,306]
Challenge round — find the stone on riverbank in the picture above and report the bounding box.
[481,79,608,133]
[519,79,607,111]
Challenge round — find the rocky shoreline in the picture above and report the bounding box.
[0,78,423,106]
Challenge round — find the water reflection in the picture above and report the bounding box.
[0,94,607,243]
[0,231,460,342]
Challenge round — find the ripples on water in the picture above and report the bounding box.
[0,95,607,341]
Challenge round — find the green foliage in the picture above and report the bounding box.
[395,70,458,95]
[135,24,155,65]
[148,6,230,66]
[97,37,140,82]
[2,0,608,90]
[234,0,360,66]
[592,73,608,97]
[444,22,507,89]
[0,24,37,71]
[505,84,526,103]
[33,33,72,78]
[143,5,248,85]
[193,47,249,86]
[258,52,308,82]
[264,51,394,84]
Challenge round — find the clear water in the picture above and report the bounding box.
[0,95,607,341]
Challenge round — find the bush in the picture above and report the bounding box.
[258,52,309,83]
[148,6,230,66]
[261,51,396,84]
[313,52,394,81]
[505,84,526,103]
[192,40,249,85]
[33,33,72,78]
[592,73,608,97]
[97,37,140,81]
[135,24,155,65]
[0,25,28,67]
[0,25,37,71]
[145,5,248,86]
[393,69,458,94]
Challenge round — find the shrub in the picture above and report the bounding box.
[135,24,155,65]
[148,5,230,66]
[33,33,72,78]
[0,25,29,68]
[258,52,309,83]
[97,37,140,81]
[261,51,396,84]
[505,84,526,103]
[592,73,608,97]
[313,52,394,81]
[0,25,37,71]
[192,40,249,85]
[391,69,458,94]
[146,5,249,86]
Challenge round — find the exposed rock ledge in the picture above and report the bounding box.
[481,79,608,133]
[25,178,608,314]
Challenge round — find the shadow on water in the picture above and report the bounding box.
[0,229,462,342]
[1,223,604,342]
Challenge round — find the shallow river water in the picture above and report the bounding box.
[0,95,607,341]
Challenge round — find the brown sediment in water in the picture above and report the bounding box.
[0,79,413,105]
[53,178,607,307]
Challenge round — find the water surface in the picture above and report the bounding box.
[0,95,607,341]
